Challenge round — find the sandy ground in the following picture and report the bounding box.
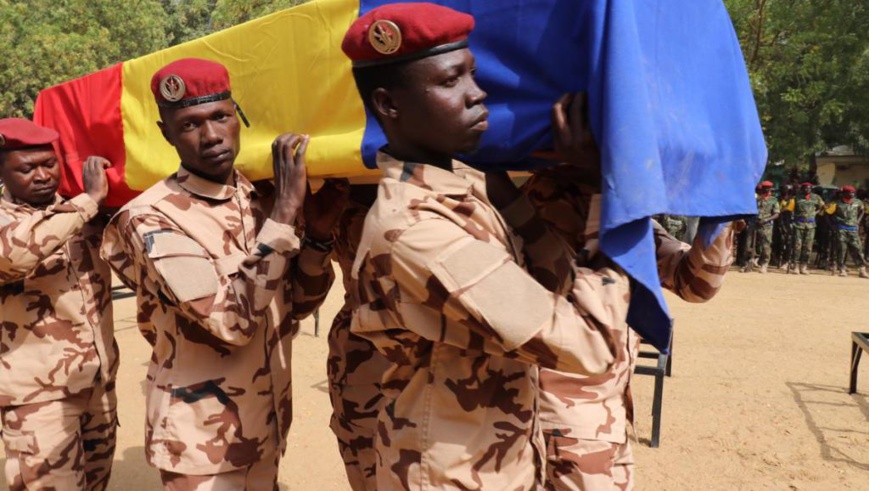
[2,264,868,490]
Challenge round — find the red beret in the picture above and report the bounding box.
[0,118,58,151]
[151,58,232,108]
[760,181,773,188]
[342,3,475,68]
[800,182,813,187]
[842,185,856,193]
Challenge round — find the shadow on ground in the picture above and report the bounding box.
[786,381,869,471]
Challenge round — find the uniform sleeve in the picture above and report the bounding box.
[497,195,574,294]
[826,203,837,215]
[772,200,781,215]
[388,218,619,376]
[654,221,734,303]
[288,245,335,320]
[112,211,300,346]
[786,199,795,212]
[0,193,98,285]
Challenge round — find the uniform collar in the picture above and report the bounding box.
[1,186,61,210]
[376,150,481,197]
[176,166,255,201]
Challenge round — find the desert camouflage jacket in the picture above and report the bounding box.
[0,191,117,407]
[350,152,624,490]
[523,165,734,443]
[101,168,333,474]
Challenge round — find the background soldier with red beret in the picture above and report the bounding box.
[786,182,825,274]
[343,4,624,489]
[100,58,347,489]
[751,181,780,274]
[0,118,118,490]
[825,185,868,278]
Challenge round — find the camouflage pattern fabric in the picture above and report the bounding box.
[522,165,735,491]
[0,190,119,490]
[830,200,867,268]
[755,195,779,266]
[350,153,622,490]
[789,193,824,266]
[791,228,816,266]
[543,433,634,491]
[1,384,117,491]
[0,191,118,406]
[101,168,334,477]
[327,199,389,491]
[159,447,279,491]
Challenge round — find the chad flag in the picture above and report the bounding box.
[34,0,767,352]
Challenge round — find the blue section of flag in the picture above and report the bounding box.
[359,0,766,352]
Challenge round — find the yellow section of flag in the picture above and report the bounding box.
[120,0,377,191]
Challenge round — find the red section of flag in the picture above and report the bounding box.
[34,63,138,208]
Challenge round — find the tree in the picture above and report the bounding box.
[0,0,168,117]
[164,0,310,46]
[724,0,869,166]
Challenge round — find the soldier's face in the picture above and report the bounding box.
[158,99,241,184]
[387,48,488,158]
[0,147,60,206]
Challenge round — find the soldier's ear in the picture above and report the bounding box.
[371,88,399,122]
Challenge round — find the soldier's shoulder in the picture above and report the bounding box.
[363,179,453,253]
[119,175,180,213]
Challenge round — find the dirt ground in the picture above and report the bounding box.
[2,264,868,490]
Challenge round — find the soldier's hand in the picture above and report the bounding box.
[304,178,350,241]
[83,156,111,205]
[271,133,309,225]
[485,171,521,210]
[552,92,601,181]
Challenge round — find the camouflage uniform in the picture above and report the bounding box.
[788,193,824,272]
[101,168,334,487]
[327,198,389,491]
[754,194,779,269]
[523,166,734,491]
[827,199,867,273]
[0,190,119,491]
[351,153,623,490]
[658,215,687,242]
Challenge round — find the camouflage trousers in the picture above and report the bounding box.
[755,224,774,265]
[1,383,117,491]
[159,447,279,491]
[838,230,867,268]
[790,227,816,266]
[544,434,634,491]
[327,309,390,491]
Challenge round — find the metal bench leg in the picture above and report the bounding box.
[314,309,320,337]
[850,341,862,395]
[650,370,664,448]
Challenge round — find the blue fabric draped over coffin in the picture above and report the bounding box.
[359,0,767,352]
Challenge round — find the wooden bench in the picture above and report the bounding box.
[849,332,869,394]
[633,332,674,448]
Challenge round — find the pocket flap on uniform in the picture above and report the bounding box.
[213,252,247,277]
[145,232,210,259]
[1,428,36,453]
[145,233,219,303]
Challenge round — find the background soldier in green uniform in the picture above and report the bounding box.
[752,181,780,274]
[826,185,868,278]
[787,182,824,274]
[772,184,792,268]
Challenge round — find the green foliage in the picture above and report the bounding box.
[0,0,169,117]
[724,0,869,166]
[0,0,309,118]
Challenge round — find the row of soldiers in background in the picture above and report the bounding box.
[737,181,869,278]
